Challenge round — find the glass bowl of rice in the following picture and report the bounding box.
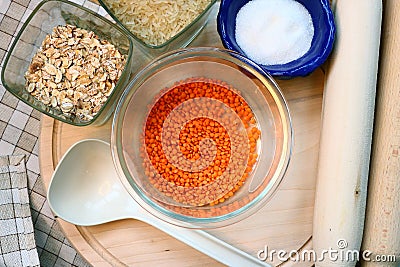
[98,0,218,57]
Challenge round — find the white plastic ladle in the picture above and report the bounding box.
[47,139,269,267]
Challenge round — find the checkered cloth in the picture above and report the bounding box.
[0,155,40,267]
[0,0,105,266]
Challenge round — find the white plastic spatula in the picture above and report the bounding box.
[47,139,269,267]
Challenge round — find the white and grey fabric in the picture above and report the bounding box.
[0,155,40,267]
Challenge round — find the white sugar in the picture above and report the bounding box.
[235,0,314,65]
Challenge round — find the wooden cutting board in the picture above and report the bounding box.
[361,0,400,265]
[39,5,324,267]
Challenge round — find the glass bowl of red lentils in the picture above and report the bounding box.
[112,47,292,228]
[1,0,149,126]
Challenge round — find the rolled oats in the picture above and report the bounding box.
[25,24,126,122]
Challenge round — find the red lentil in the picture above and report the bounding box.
[141,77,261,206]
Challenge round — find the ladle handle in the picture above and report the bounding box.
[136,214,269,267]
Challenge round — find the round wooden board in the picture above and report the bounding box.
[39,69,323,267]
[39,5,324,266]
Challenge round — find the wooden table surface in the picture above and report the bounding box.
[39,4,325,267]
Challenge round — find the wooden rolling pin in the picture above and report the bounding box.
[312,0,382,266]
[361,0,400,266]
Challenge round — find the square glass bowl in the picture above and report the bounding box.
[1,0,134,126]
[97,0,218,57]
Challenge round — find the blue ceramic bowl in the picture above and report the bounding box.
[217,0,336,78]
